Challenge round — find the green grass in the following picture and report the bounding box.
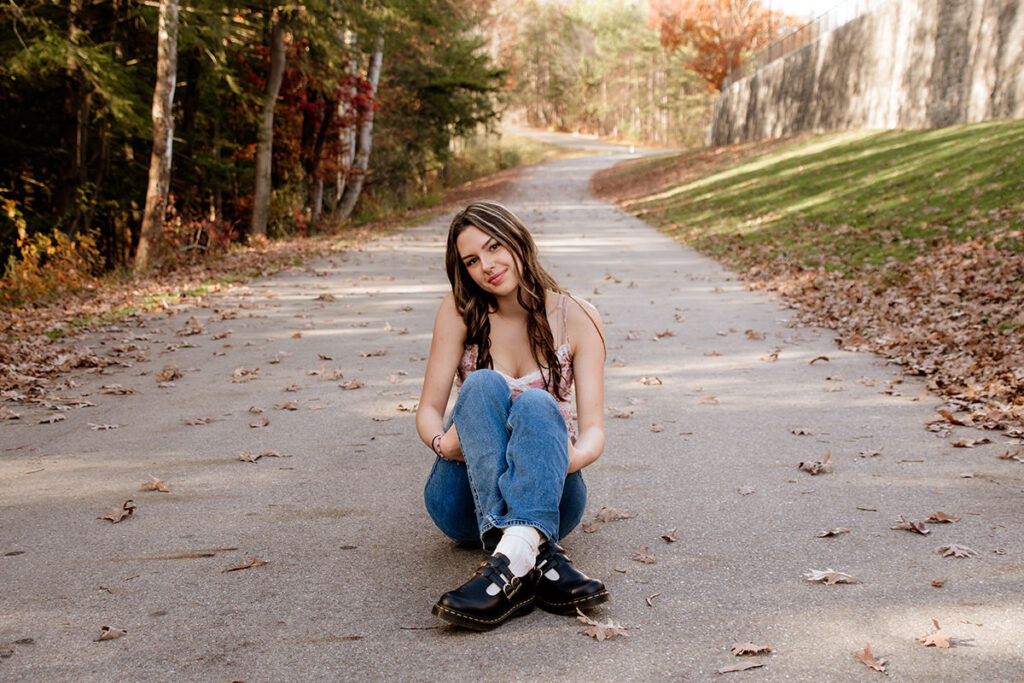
[610,119,1024,278]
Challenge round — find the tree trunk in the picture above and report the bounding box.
[336,34,383,223]
[335,34,358,206]
[56,0,92,233]
[134,0,179,273]
[249,9,287,237]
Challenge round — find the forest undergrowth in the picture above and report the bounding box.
[592,120,1024,434]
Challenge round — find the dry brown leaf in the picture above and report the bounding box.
[737,486,756,495]
[96,626,127,642]
[631,545,656,564]
[283,384,300,392]
[396,403,418,413]
[935,544,978,558]
[791,427,813,435]
[931,579,945,587]
[808,355,829,364]
[858,449,882,458]
[730,642,772,656]
[140,476,169,493]
[275,401,300,411]
[576,609,628,641]
[232,367,259,383]
[291,332,302,338]
[249,416,270,428]
[339,379,366,390]
[938,409,967,426]
[607,407,633,418]
[39,414,66,424]
[997,448,1024,462]
[184,416,210,425]
[581,522,599,534]
[89,423,121,431]
[798,451,833,475]
[223,556,267,572]
[655,330,675,338]
[950,438,991,448]
[803,568,858,584]
[916,619,951,648]
[178,316,203,336]
[852,643,887,673]
[661,528,678,543]
[817,527,850,537]
[155,365,182,382]
[360,349,387,358]
[717,661,764,674]
[0,406,20,420]
[594,507,635,523]
[638,376,663,386]
[650,423,665,433]
[315,293,336,301]
[744,329,766,341]
[891,516,929,535]
[926,511,960,523]
[98,384,135,395]
[700,395,719,404]
[97,500,136,523]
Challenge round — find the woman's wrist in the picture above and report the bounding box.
[432,433,452,461]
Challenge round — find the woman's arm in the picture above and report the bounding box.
[567,296,605,473]
[416,293,468,460]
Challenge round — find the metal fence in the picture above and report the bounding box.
[721,0,890,90]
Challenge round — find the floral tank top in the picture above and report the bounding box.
[456,295,576,441]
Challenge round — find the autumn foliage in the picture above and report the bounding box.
[648,0,796,91]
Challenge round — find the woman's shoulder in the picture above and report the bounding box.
[563,293,603,339]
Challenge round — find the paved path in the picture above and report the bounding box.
[2,150,1022,681]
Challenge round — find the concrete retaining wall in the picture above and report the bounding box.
[710,0,1024,145]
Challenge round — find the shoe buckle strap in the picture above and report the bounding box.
[501,576,521,598]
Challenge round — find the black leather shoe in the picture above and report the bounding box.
[431,553,537,631]
[534,542,609,614]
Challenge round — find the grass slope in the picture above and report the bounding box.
[593,119,1024,432]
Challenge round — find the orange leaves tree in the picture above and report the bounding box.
[648,0,790,92]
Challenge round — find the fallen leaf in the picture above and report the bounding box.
[803,568,858,584]
[360,349,387,358]
[997,448,1024,462]
[931,579,945,587]
[791,427,813,436]
[155,365,182,383]
[625,330,641,341]
[717,661,764,674]
[232,367,259,383]
[638,376,663,386]
[950,438,991,448]
[248,406,263,414]
[730,642,772,656]
[223,556,267,572]
[798,451,833,475]
[852,643,887,673]
[704,350,723,356]
[96,626,127,641]
[737,486,756,496]
[935,544,978,558]
[631,545,656,564]
[808,355,829,364]
[140,476,169,493]
[97,500,136,523]
[655,330,675,338]
[926,511,960,523]
[700,395,719,404]
[184,416,210,426]
[576,609,628,641]
[610,357,627,367]
[858,450,881,458]
[98,384,135,395]
[291,332,302,338]
[650,423,665,433]
[275,401,300,411]
[339,380,366,391]
[938,409,966,425]
[88,423,120,431]
[607,407,633,418]
[817,527,850,537]
[0,406,20,420]
[916,619,951,648]
[249,416,270,428]
[315,293,336,301]
[283,384,300,392]
[581,522,599,533]
[178,316,203,336]
[891,516,929,535]
[396,403,418,413]
[661,528,678,543]
[594,507,635,523]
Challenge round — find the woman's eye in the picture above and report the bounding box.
[466,258,477,266]
[488,243,500,252]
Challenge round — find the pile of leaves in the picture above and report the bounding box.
[593,124,1024,434]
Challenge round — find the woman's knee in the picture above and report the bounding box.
[512,387,559,414]
[460,369,508,400]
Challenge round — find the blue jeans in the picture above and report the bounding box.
[423,369,587,549]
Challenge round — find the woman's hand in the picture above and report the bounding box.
[439,424,464,462]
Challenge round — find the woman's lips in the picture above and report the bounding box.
[488,269,506,285]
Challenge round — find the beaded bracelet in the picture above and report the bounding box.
[432,433,452,461]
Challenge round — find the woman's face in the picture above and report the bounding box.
[455,224,520,297]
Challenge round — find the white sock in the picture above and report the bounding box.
[486,526,542,595]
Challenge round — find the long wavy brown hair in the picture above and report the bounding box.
[446,201,568,400]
